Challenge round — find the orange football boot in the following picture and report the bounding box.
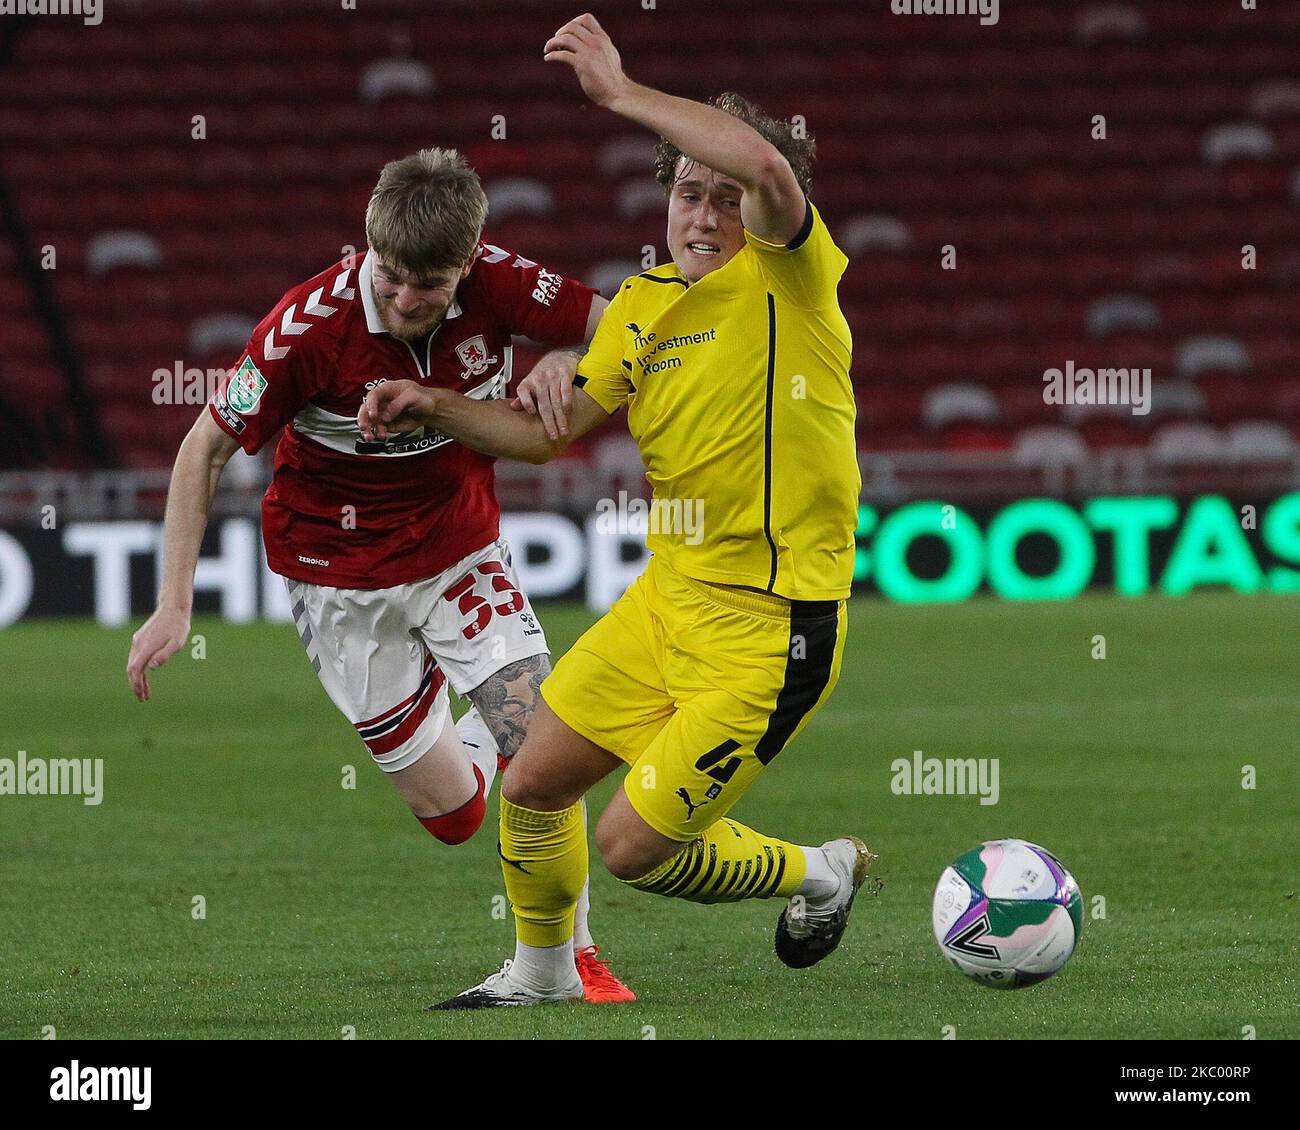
[574,945,637,1003]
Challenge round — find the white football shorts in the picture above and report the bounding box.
[285,537,548,772]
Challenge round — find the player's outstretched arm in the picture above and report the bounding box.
[127,410,241,702]
[543,13,806,244]
[358,379,607,464]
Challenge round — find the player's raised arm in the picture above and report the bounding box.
[358,379,607,464]
[126,410,241,702]
[543,13,806,245]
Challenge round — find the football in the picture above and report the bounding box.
[932,839,1083,989]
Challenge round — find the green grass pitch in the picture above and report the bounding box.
[2,592,1297,1040]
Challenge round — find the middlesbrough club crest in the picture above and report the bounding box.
[455,335,497,379]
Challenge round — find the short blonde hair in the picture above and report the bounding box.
[364,148,489,276]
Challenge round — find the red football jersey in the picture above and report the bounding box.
[207,244,596,588]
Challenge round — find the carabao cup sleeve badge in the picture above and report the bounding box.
[227,357,269,414]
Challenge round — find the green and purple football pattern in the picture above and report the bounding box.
[934,839,1083,989]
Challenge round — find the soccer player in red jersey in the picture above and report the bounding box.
[126,148,634,1003]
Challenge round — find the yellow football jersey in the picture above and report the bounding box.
[575,202,859,600]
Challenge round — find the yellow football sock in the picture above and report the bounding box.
[625,818,807,903]
[498,797,587,948]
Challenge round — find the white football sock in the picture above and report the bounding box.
[574,877,594,950]
[455,706,498,797]
[796,845,839,901]
[511,938,579,993]
[572,797,595,949]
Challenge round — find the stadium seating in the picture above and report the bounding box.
[0,0,1297,468]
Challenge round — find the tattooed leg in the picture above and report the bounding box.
[469,653,609,956]
[466,653,550,761]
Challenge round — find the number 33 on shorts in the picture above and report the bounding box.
[444,560,526,640]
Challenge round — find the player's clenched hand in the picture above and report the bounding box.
[543,13,629,108]
[358,380,438,442]
[127,606,190,702]
[512,349,578,440]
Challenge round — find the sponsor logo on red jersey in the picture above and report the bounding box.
[532,268,562,307]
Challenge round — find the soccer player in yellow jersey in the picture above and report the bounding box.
[359,13,874,1007]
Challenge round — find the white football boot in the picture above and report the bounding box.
[774,836,879,968]
[431,959,584,1011]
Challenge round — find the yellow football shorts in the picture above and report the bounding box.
[542,554,847,841]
